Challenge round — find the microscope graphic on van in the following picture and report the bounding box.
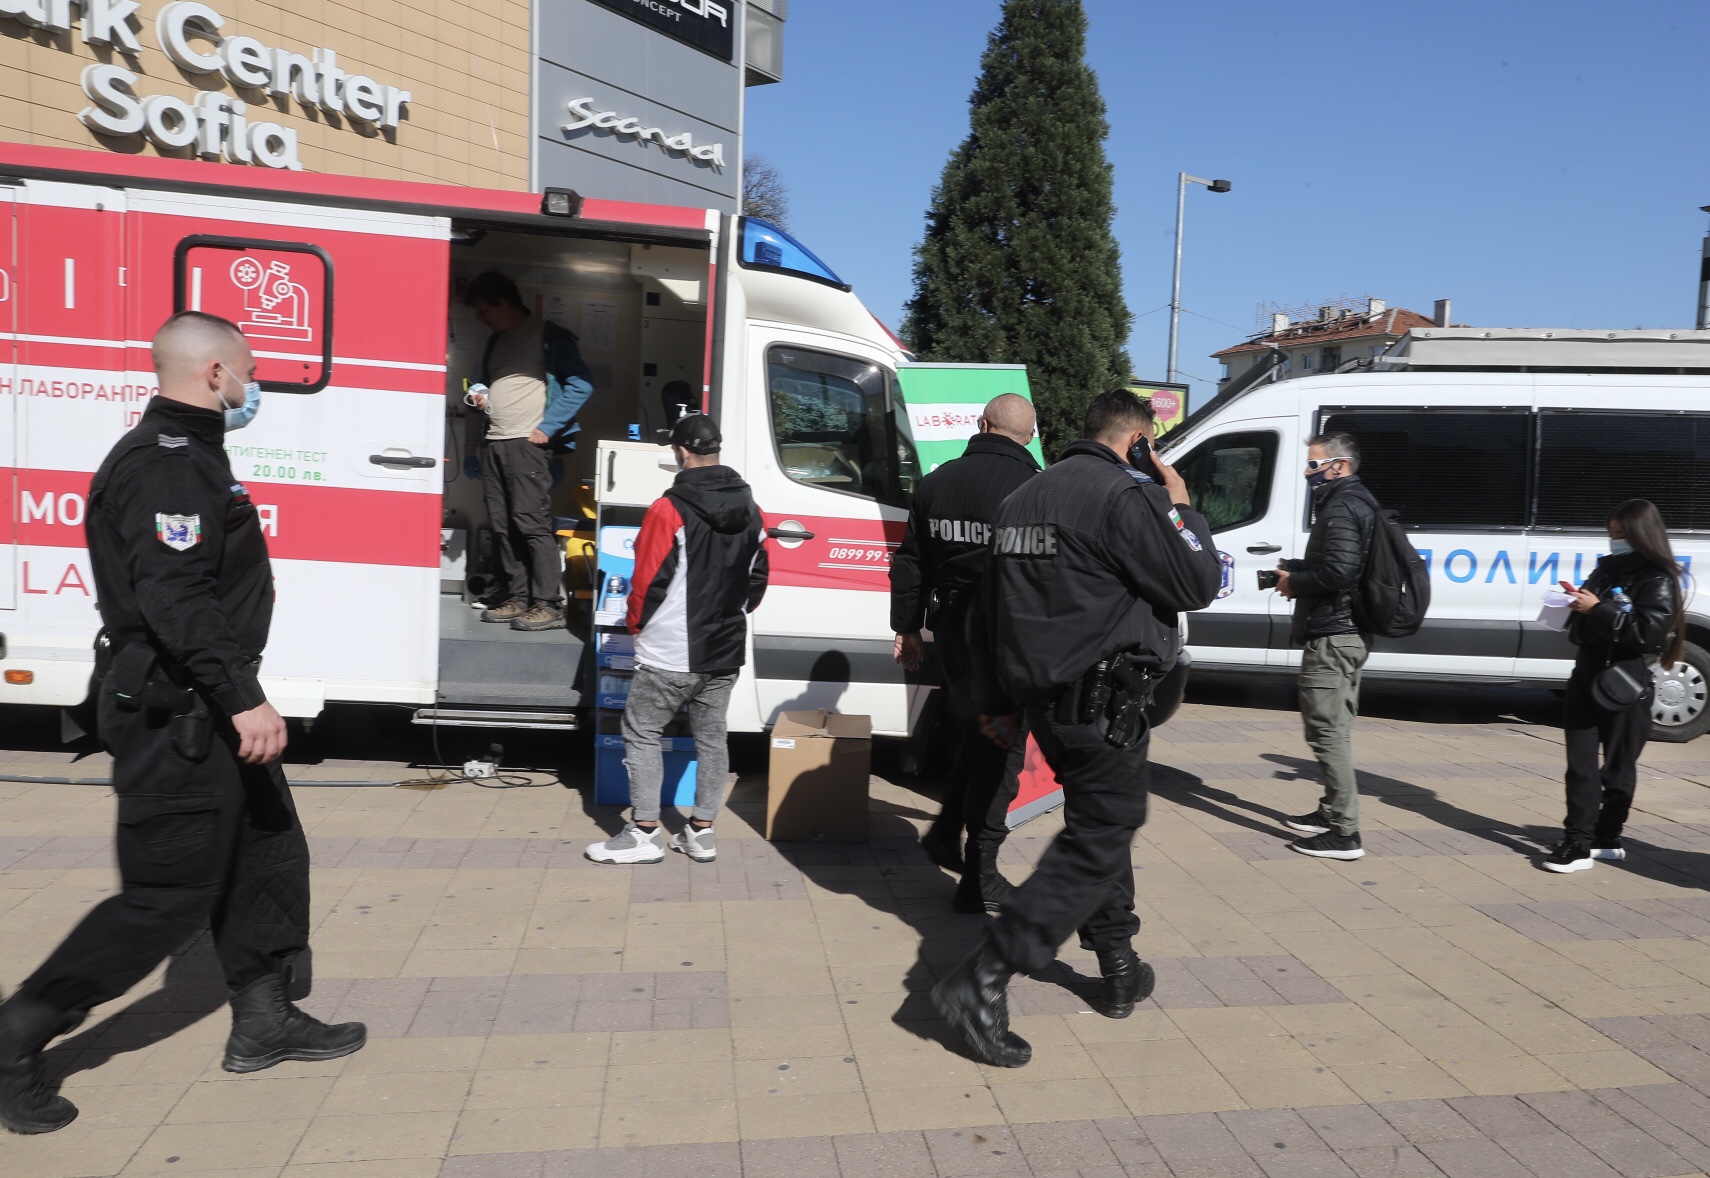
[229,256,313,342]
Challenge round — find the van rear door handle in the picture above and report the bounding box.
[1246,542,1281,554]
[370,453,437,469]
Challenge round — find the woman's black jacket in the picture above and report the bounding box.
[1567,551,1679,667]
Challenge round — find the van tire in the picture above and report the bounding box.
[1651,641,1710,743]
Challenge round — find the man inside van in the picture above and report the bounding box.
[464,270,595,632]
[1272,432,1377,860]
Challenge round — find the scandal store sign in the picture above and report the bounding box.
[586,0,734,63]
[1,1,412,171]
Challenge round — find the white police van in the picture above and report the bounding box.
[1159,328,1710,742]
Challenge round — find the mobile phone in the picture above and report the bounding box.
[1257,569,1280,590]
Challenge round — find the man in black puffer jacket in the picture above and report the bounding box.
[1273,432,1377,861]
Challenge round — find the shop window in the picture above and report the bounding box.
[1176,430,1278,532]
[1536,411,1710,531]
[740,219,849,291]
[174,236,333,392]
[768,345,911,508]
[1318,408,1530,530]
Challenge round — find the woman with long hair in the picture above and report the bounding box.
[1545,499,1687,872]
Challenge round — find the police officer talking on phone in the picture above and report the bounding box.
[890,393,1041,913]
[931,389,1221,1068]
[0,313,364,1136]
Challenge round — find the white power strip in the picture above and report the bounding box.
[461,759,497,779]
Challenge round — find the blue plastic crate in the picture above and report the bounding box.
[594,739,698,808]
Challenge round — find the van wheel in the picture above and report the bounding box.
[1651,641,1710,743]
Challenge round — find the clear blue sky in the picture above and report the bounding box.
[746,0,1710,409]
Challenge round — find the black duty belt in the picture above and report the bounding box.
[1054,653,1161,749]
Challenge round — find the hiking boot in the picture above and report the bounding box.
[1283,812,1332,835]
[511,603,566,631]
[952,840,1011,915]
[585,823,665,864]
[1089,947,1156,1020]
[1544,839,1594,873]
[1290,831,1365,860]
[0,995,77,1135]
[671,825,717,863]
[930,940,1031,1068]
[222,975,366,1074]
[482,597,527,623]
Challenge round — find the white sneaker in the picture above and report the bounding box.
[585,823,664,864]
[1590,845,1626,861]
[671,825,716,863]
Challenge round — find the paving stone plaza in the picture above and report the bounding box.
[4,687,1710,1178]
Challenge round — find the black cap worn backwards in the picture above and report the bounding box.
[669,412,721,455]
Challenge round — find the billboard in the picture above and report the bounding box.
[1129,379,1189,438]
[895,364,1047,475]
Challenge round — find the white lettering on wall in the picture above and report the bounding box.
[563,97,727,167]
[10,0,413,169]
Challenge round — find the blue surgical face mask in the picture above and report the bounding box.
[219,365,261,431]
[1610,538,1633,556]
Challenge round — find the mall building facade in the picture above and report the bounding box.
[0,0,784,209]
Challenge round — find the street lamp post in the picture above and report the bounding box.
[1168,172,1232,385]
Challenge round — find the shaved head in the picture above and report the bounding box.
[152,312,254,412]
[979,393,1036,444]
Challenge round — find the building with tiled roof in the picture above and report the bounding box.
[1213,298,1457,389]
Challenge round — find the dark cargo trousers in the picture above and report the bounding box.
[481,436,562,607]
[988,706,1147,975]
[924,598,1020,905]
[15,686,311,1020]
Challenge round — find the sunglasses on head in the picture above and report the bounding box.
[1305,457,1346,471]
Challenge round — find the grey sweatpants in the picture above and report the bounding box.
[1298,633,1368,837]
[621,664,737,823]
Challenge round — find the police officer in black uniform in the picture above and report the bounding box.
[0,312,364,1136]
[931,389,1220,1068]
[891,394,1041,913]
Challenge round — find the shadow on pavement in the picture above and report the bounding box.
[42,934,229,1085]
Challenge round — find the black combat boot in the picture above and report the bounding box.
[222,975,367,1074]
[952,838,1011,915]
[0,995,78,1134]
[930,939,1031,1068]
[1089,947,1155,1020]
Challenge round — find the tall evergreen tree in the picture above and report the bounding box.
[903,0,1130,457]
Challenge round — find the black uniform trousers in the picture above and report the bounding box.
[481,436,562,607]
[16,685,311,1019]
[988,704,1146,975]
[1563,663,1652,845]
[925,597,1020,904]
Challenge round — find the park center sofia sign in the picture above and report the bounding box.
[0,1,411,170]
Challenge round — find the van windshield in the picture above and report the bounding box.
[768,345,916,508]
[740,218,849,290]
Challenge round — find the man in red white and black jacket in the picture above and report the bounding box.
[586,413,769,866]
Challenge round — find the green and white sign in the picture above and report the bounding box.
[895,363,1046,475]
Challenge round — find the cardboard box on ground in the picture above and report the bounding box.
[766,711,872,843]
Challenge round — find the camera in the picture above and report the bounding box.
[1256,569,1280,590]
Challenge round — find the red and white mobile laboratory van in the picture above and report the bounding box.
[0,142,932,738]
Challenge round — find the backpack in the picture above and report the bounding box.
[1349,488,1431,638]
